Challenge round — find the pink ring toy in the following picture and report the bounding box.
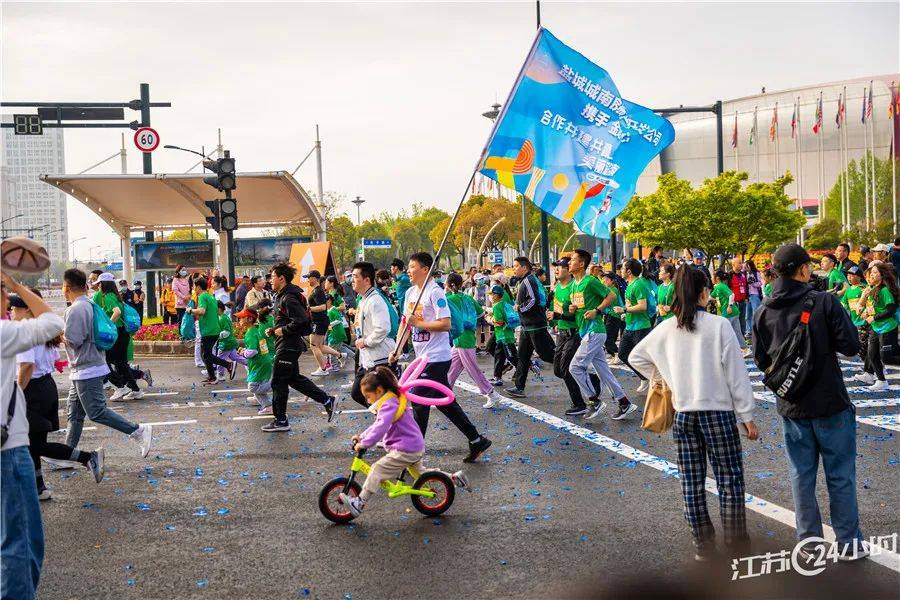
[398,357,456,406]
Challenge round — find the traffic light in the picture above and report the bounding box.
[204,199,221,232]
[220,198,238,231]
[202,156,236,192]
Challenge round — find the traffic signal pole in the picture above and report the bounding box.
[140,83,158,317]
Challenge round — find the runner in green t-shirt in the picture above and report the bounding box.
[547,257,590,416]
[326,305,349,349]
[821,254,848,298]
[190,278,234,384]
[489,285,517,385]
[612,259,655,404]
[861,264,900,390]
[712,271,747,350]
[236,308,274,413]
[655,263,676,322]
[568,250,630,420]
[841,269,867,327]
[94,278,141,398]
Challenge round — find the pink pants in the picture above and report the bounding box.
[448,347,493,395]
[216,349,247,376]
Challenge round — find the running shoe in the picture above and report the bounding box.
[482,390,504,409]
[585,402,607,421]
[310,368,328,377]
[504,387,526,398]
[338,493,364,517]
[796,541,826,563]
[123,390,144,400]
[132,424,153,458]
[611,402,639,420]
[464,437,492,463]
[109,387,129,401]
[565,405,588,417]
[143,368,154,388]
[836,541,870,562]
[854,372,876,385]
[323,396,337,423]
[227,361,237,380]
[870,380,890,391]
[38,487,52,501]
[451,470,469,489]
[261,419,291,432]
[488,377,503,387]
[608,355,622,366]
[88,448,105,483]
[636,380,649,393]
[257,405,273,416]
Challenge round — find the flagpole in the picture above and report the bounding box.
[842,86,850,230]
[774,102,780,176]
[754,106,760,181]
[892,81,898,236]
[797,96,805,244]
[869,81,877,226]
[839,93,846,231]
[818,91,824,223]
[863,86,871,229]
[734,110,739,171]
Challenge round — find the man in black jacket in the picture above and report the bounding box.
[262,262,335,432]
[506,256,556,398]
[752,244,867,561]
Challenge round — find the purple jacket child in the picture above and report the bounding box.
[359,393,425,454]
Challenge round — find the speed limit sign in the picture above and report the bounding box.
[133,127,160,153]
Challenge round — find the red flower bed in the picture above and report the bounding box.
[134,324,181,341]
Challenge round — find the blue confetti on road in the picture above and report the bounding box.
[197,579,208,589]
[136,503,151,511]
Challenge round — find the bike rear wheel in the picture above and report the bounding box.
[318,477,361,524]
[410,471,455,516]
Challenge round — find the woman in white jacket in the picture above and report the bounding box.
[629,266,759,562]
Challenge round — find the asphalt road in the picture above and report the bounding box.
[35,350,899,599]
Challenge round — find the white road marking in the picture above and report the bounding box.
[857,414,900,432]
[231,415,272,421]
[454,380,900,573]
[754,390,900,415]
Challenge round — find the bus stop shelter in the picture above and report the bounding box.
[39,171,326,282]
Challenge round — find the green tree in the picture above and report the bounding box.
[805,218,843,249]
[328,214,359,270]
[823,154,896,229]
[165,228,207,241]
[619,171,804,262]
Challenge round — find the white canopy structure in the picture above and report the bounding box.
[40,171,325,280]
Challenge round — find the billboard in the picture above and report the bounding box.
[134,240,215,270]
[234,237,310,267]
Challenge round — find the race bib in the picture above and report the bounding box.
[412,329,431,343]
[553,299,564,314]
[259,338,269,355]
[571,292,585,308]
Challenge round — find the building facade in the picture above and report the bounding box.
[1,115,68,260]
[635,75,899,228]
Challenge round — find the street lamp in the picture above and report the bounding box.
[88,245,101,263]
[352,196,365,260]
[482,101,527,254]
[0,213,23,236]
[70,236,86,266]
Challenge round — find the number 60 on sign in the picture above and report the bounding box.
[133,127,160,153]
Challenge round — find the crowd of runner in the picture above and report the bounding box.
[2,236,899,598]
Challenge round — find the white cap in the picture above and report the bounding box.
[873,243,890,252]
[97,272,116,283]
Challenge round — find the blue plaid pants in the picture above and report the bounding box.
[672,410,748,544]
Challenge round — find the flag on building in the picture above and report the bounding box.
[862,86,868,123]
[835,94,844,128]
[749,107,758,145]
[812,94,823,134]
[889,84,895,119]
[866,85,874,121]
[769,103,778,142]
[731,112,738,148]
[478,28,674,238]
[791,101,797,138]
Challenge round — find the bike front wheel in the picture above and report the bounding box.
[318,477,361,524]
[410,471,455,516]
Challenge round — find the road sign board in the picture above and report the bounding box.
[133,127,160,152]
[487,251,504,264]
[106,261,123,271]
[362,238,392,249]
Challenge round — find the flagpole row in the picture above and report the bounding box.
[869,81,877,227]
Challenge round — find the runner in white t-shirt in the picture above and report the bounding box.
[393,252,491,463]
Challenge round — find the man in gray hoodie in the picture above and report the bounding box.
[61,269,152,458]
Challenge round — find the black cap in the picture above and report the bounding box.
[844,265,862,276]
[551,257,571,267]
[7,294,27,309]
[305,270,321,280]
[772,243,812,275]
[859,245,871,254]
[490,284,505,295]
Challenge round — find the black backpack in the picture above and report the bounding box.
[762,293,816,402]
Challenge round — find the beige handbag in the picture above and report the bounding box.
[641,375,675,433]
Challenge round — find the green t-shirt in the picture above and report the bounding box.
[571,275,611,335]
[603,286,623,319]
[624,277,653,331]
[871,286,899,335]
[242,324,273,383]
[763,282,773,297]
[329,290,344,308]
[552,280,576,331]
[491,300,515,344]
[197,292,221,337]
[841,284,867,327]
[656,282,675,321]
[826,268,848,292]
[217,314,237,351]
[711,282,737,318]
[327,306,347,345]
[93,291,124,325]
[448,292,484,349]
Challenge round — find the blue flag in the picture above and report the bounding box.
[479,28,675,239]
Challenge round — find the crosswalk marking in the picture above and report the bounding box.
[857,414,900,432]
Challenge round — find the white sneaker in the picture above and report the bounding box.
[585,402,607,421]
[123,390,144,400]
[636,380,649,393]
[340,382,353,390]
[854,372,876,385]
[109,387,129,401]
[482,390,502,409]
[38,488,53,501]
[608,356,622,366]
[310,368,328,377]
[870,379,890,391]
[132,424,153,458]
[42,457,82,471]
[338,493,364,517]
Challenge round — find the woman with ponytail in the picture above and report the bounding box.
[628,266,758,562]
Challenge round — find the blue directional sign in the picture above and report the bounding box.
[106,261,123,271]
[487,251,504,264]
[362,238,392,249]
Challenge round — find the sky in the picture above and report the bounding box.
[2,1,898,260]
